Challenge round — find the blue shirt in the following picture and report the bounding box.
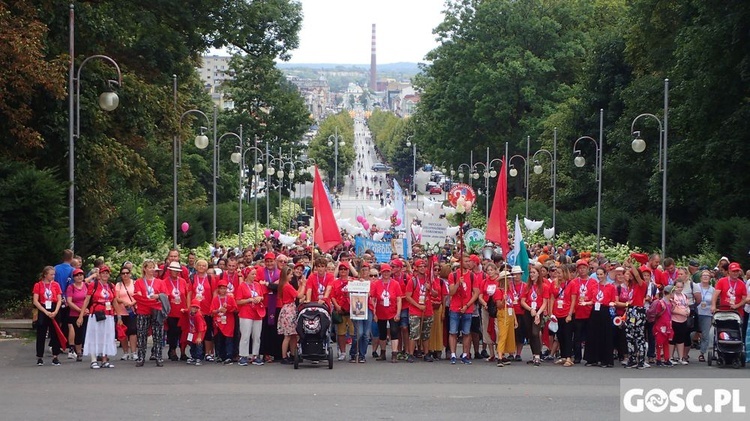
[54,262,74,299]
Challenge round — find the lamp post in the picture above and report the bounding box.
[233,145,266,249]
[456,163,471,183]
[508,149,529,218]
[631,79,669,255]
[281,160,296,231]
[405,135,416,195]
[328,127,345,193]
[573,109,604,252]
[68,4,122,250]
[209,124,240,245]
[532,128,557,232]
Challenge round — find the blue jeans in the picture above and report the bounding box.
[399,309,410,327]
[448,311,472,335]
[350,313,372,359]
[698,315,712,354]
[190,342,204,360]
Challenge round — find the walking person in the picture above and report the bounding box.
[115,265,138,361]
[33,266,63,366]
[65,268,87,362]
[133,260,166,367]
[236,267,266,366]
[78,266,117,369]
[694,270,714,362]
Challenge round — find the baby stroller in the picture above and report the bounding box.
[294,302,333,369]
[707,311,746,369]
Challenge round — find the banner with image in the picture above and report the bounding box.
[355,236,408,262]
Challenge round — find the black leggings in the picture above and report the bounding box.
[67,316,86,346]
[36,313,61,358]
[515,311,528,346]
[557,317,574,359]
[573,317,589,362]
[523,312,542,355]
[166,316,182,354]
[378,319,399,341]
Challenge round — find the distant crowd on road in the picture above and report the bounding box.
[32,242,749,370]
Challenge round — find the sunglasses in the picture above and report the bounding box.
[369,274,379,277]
[121,271,131,275]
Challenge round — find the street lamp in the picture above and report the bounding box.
[508,136,530,218]
[630,79,669,255]
[456,163,471,182]
[233,144,267,249]
[532,128,557,233]
[573,109,604,252]
[68,4,122,250]
[216,128,243,245]
[406,135,416,195]
[328,127,345,194]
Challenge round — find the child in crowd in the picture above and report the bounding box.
[183,299,207,366]
[653,286,674,367]
[211,280,237,365]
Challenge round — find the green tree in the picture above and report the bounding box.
[307,113,355,190]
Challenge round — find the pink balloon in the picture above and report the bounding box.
[396,218,402,225]
[356,215,364,223]
[299,232,307,240]
[363,222,370,230]
[344,240,351,248]
[181,222,189,233]
[264,229,271,238]
[273,230,281,239]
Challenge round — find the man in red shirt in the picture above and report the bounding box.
[649,254,668,289]
[372,264,403,363]
[711,262,747,316]
[447,256,480,364]
[331,262,354,361]
[573,259,597,364]
[391,259,411,358]
[164,261,190,361]
[404,259,436,362]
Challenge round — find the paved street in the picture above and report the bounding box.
[1,338,745,420]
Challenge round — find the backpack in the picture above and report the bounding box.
[646,299,666,323]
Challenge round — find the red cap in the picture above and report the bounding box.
[639,265,652,274]
[99,265,111,273]
[72,268,84,276]
[390,259,404,268]
[576,259,589,267]
[380,263,392,272]
[414,259,426,267]
[264,252,276,260]
[217,279,228,287]
[469,255,480,265]
[729,262,742,272]
[190,299,202,308]
[294,262,305,269]
[361,262,370,268]
[338,261,350,270]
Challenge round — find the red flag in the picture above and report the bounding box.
[485,156,509,257]
[313,166,342,252]
[51,318,68,350]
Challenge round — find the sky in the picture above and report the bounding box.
[287,0,447,64]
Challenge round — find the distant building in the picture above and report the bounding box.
[197,55,234,110]
[286,75,330,122]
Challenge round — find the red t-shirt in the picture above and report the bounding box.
[331,278,352,313]
[715,277,748,316]
[448,270,477,314]
[210,294,237,336]
[87,281,116,315]
[163,275,188,318]
[629,280,648,307]
[404,275,435,317]
[372,279,403,320]
[236,281,267,319]
[524,283,549,313]
[133,277,165,315]
[179,310,207,343]
[508,280,527,314]
[652,267,668,289]
[307,272,334,303]
[574,277,599,319]
[551,279,579,318]
[393,272,412,293]
[33,281,62,309]
[491,288,513,313]
[220,272,242,296]
[480,278,500,306]
[280,283,299,305]
[592,283,616,309]
[431,279,449,308]
[191,274,216,315]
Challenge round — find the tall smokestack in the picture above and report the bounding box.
[370,23,377,91]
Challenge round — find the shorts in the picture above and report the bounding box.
[378,319,400,341]
[669,320,691,345]
[470,315,481,335]
[203,315,214,341]
[408,315,434,341]
[336,315,354,336]
[399,309,410,328]
[448,311,472,335]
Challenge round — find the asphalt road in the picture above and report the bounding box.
[1,338,745,420]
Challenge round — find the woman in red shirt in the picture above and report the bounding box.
[427,263,450,360]
[78,265,117,369]
[585,268,617,367]
[622,263,648,369]
[114,265,137,361]
[550,265,578,367]
[133,260,166,367]
[277,267,307,363]
[32,266,63,366]
[236,267,267,366]
[478,263,500,362]
[191,259,217,362]
[520,266,549,366]
[493,266,518,367]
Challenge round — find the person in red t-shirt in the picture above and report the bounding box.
[586,267,617,367]
[649,254,668,290]
[427,263,450,360]
[447,256,480,365]
[133,260,166,366]
[478,262,500,362]
[236,267,267,366]
[404,259,437,362]
[164,261,191,362]
[372,264,403,363]
[181,299,207,365]
[550,265,578,367]
[277,267,306,364]
[306,257,334,306]
[211,280,237,364]
[32,266,63,366]
[79,265,117,369]
[520,266,550,366]
[573,259,598,364]
[711,262,747,316]
[391,259,411,357]
[191,259,218,361]
[331,262,355,361]
[622,262,648,368]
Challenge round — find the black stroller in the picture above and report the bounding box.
[707,311,746,369]
[294,302,333,369]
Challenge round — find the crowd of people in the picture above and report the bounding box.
[32,245,749,370]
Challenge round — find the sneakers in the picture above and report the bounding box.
[37,358,44,366]
[349,357,357,363]
[656,360,664,367]
[135,359,145,367]
[90,362,100,369]
[223,359,233,365]
[642,362,651,368]
[205,355,215,362]
[337,353,346,361]
[397,352,407,361]
[515,354,522,362]
[423,354,434,362]
[372,351,379,359]
[180,354,188,362]
[121,354,128,361]
[149,355,157,361]
[480,350,490,359]
[68,351,77,360]
[194,359,202,366]
[238,357,248,366]
[663,360,674,367]
[280,357,292,365]
[187,358,197,365]
[460,354,472,365]
[533,359,541,367]
[406,354,416,363]
[625,362,638,369]
[450,356,457,365]
[51,358,61,366]
[496,361,505,367]
[636,363,645,370]
[252,357,264,366]
[679,359,688,365]
[155,359,164,367]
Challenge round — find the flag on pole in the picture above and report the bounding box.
[51,318,68,350]
[313,166,342,252]
[506,215,530,282]
[485,156,509,257]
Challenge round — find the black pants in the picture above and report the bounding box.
[573,317,589,362]
[646,321,655,358]
[67,316,86,346]
[166,316,182,355]
[587,309,613,366]
[259,307,283,359]
[36,313,61,358]
[523,312,542,356]
[377,319,399,341]
[515,310,528,349]
[558,317,574,359]
[614,323,627,360]
[56,307,69,348]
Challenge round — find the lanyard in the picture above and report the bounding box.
[558,281,567,299]
[169,277,180,293]
[43,282,53,299]
[195,275,207,290]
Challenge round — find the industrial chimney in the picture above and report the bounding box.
[370,23,377,91]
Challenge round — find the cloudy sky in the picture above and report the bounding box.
[287,0,447,64]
